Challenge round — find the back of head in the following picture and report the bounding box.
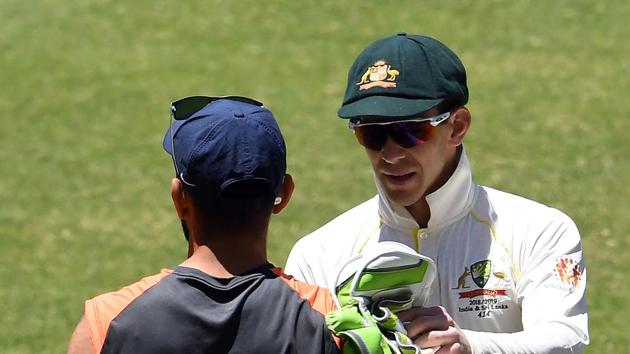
[164,97,287,232]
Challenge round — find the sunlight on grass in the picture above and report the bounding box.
[1,0,628,352]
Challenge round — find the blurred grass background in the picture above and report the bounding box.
[0,0,628,352]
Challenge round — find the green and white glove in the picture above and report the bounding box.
[325,242,437,354]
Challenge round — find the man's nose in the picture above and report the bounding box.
[379,136,406,163]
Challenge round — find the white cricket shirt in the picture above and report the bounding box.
[286,148,588,353]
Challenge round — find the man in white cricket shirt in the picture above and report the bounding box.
[286,33,589,354]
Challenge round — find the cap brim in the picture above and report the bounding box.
[162,119,187,154]
[338,96,444,119]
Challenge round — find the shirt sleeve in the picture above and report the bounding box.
[464,322,587,354]
[272,267,338,314]
[272,267,343,350]
[285,237,317,284]
[466,209,589,354]
[83,269,173,353]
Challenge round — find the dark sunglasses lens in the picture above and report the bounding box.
[172,96,212,120]
[354,121,436,150]
[354,125,388,150]
[171,96,263,120]
[391,121,434,148]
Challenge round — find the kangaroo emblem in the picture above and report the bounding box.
[386,67,399,80]
[451,267,471,289]
[356,60,400,90]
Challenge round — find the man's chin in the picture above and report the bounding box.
[383,190,422,208]
[375,176,424,207]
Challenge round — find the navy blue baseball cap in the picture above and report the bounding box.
[163,98,286,210]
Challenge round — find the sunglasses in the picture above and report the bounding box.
[170,95,263,120]
[168,95,264,183]
[348,112,451,151]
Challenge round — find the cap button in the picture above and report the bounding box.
[233,109,245,118]
[396,32,407,36]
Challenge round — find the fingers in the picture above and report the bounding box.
[405,315,451,338]
[416,327,469,354]
[419,326,455,347]
[398,306,471,354]
[399,306,454,338]
[435,342,468,354]
[398,306,442,320]
[448,343,465,354]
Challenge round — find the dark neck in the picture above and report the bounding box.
[181,236,268,278]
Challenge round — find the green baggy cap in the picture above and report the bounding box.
[338,33,468,119]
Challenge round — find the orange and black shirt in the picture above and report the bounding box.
[84,263,340,353]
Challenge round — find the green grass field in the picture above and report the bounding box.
[1,0,628,352]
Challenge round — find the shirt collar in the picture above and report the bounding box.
[377,146,476,231]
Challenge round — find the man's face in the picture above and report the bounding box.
[362,112,454,209]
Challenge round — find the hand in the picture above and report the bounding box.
[398,306,471,354]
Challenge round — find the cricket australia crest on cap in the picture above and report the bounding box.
[356,60,400,90]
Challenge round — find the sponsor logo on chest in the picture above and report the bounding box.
[452,260,512,319]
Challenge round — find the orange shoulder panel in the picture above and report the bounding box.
[271,267,337,314]
[84,269,173,353]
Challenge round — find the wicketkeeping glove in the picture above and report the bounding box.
[325,242,438,354]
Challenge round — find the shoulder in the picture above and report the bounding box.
[269,268,342,351]
[480,186,578,228]
[286,196,379,285]
[68,316,94,354]
[292,196,379,251]
[478,185,582,255]
[83,269,173,353]
[87,268,173,317]
[271,267,338,314]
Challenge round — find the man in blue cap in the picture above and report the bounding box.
[68,97,341,353]
[286,33,589,353]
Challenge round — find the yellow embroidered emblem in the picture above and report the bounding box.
[356,60,400,90]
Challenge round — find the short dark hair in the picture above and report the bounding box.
[186,180,275,236]
[186,179,275,212]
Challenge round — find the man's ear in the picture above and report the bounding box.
[171,178,191,219]
[272,174,294,214]
[448,106,471,147]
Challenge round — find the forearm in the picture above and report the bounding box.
[463,321,588,354]
[68,315,96,354]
